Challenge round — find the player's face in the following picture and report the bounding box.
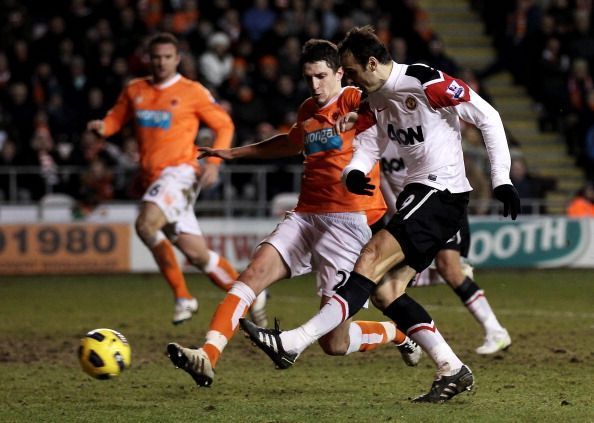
[149,43,181,83]
[341,52,382,93]
[302,60,343,106]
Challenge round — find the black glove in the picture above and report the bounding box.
[493,184,520,220]
[345,170,375,196]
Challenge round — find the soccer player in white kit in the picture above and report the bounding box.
[379,140,512,355]
[241,26,520,403]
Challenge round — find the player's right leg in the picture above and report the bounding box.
[168,243,288,386]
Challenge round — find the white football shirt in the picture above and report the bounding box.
[344,62,512,193]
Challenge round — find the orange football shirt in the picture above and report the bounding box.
[102,74,234,185]
[288,86,386,224]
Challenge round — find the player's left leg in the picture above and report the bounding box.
[435,249,511,354]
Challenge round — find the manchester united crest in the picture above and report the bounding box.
[405,96,417,110]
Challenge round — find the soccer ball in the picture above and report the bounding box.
[78,328,131,380]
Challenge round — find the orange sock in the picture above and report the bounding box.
[394,327,407,345]
[152,239,191,299]
[207,255,239,292]
[352,321,394,352]
[203,293,249,367]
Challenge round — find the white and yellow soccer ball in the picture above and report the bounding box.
[78,328,131,380]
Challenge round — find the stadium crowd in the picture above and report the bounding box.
[0,0,591,214]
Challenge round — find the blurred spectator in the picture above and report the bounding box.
[0,52,12,90]
[465,154,492,215]
[76,157,115,217]
[170,0,199,36]
[230,84,269,141]
[567,10,594,62]
[20,127,63,200]
[510,156,557,214]
[425,35,459,77]
[0,138,25,201]
[267,74,301,126]
[536,36,570,131]
[5,82,37,149]
[478,0,542,85]
[199,31,233,89]
[582,121,594,182]
[390,37,414,64]
[566,183,594,217]
[242,0,276,42]
[564,58,593,155]
[112,136,142,199]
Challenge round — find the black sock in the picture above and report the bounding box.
[383,293,433,334]
[453,277,480,303]
[335,271,377,319]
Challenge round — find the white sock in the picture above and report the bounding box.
[346,323,363,355]
[465,290,505,335]
[409,321,464,377]
[280,296,348,354]
[202,250,219,273]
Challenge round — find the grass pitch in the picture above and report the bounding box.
[1,269,593,422]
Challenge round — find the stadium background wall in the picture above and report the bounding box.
[0,205,592,274]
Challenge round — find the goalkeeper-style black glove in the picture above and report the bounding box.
[493,184,520,220]
[345,170,375,196]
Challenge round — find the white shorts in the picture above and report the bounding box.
[260,211,371,298]
[142,164,202,236]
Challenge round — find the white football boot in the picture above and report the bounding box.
[167,344,214,387]
[172,297,198,325]
[476,329,511,354]
[396,337,423,366]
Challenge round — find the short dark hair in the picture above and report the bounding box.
[338,26,391,66]
[299,39,340,72]
[147,32,180,53]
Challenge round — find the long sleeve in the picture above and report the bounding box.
[453,88,512,188]
[102,89,133,137]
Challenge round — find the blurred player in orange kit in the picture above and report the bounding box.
[166,39,422,388]
[87,33,267,325]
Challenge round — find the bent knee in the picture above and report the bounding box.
[355,243,382,273]
[318,338,348,356]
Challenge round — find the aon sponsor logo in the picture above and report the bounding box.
[136,110,172,129]
[387,124,424,146]
[304,128,342,155]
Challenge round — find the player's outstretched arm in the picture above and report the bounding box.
[199,134,299,161]
[198,147,234,161]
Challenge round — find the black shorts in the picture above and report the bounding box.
[441,212,470,258]
[384,183,469,272]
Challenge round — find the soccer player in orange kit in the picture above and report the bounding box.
[166,39,421,388]
[87,33,267,325]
